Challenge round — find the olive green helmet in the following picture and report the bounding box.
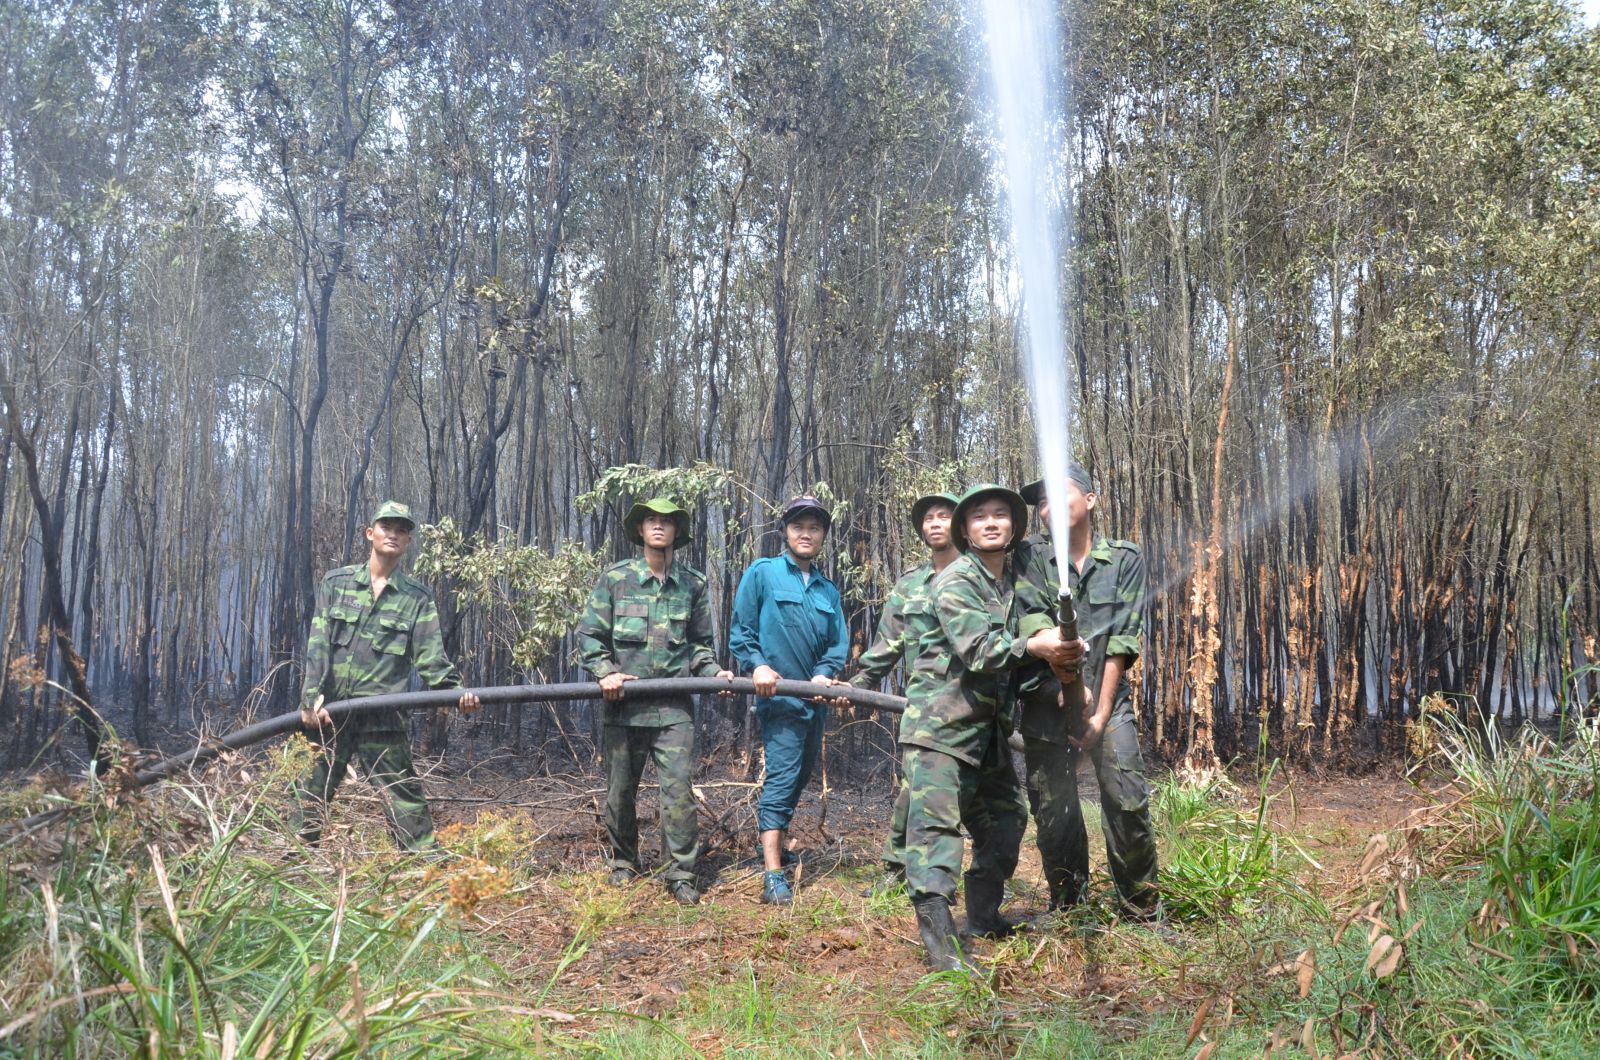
[951,483,1028,552]
[623,497,692,547]
[909,492,960,534]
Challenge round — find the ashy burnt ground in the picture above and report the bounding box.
[375,761,1441,1055]
[7,738,1590,1059]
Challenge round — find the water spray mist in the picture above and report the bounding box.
[981,0,1086,700]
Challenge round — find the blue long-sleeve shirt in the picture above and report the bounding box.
[729,554,849,717]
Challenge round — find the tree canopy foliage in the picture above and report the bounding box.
[1,0,1596,770]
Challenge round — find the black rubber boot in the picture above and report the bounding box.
[964,876,1020,939]
[913,895,966,972]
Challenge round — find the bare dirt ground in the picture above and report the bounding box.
[0,728,1457,1054]
[293,755,1441,1048]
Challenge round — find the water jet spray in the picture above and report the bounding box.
[980,0,1087,709]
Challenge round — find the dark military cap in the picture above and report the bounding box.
[952,483,1028,551]
[780,494,832,529]
[1018,463,1096,506]
[624,497,692,547]
[909,492,960,533]
[371,500,416,530]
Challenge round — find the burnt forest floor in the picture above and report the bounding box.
[3,721,1599,1058]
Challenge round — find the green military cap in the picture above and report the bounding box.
[910,492,960,532]
[624,497,692,547]
[1019,463,1096,506]
[371,500,416,530]
[952,483,1028,551]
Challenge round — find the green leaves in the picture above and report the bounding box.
[416,519,602,677]
[575,461,740,514]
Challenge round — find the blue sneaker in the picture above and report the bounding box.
[761,870,794,906]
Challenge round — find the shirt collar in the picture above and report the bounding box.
[634,555,679,588]
[356,563,414,596]
[966,552,1010,587]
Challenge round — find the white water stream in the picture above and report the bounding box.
[980,0,1076,574]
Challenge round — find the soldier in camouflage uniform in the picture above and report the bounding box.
[1015,467,1157,914]
[849,492,960,895]
[898,484,1081,969]
[576,497,733,906]
[295,501,480,851]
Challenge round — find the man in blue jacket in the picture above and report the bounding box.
[729,494,850,905]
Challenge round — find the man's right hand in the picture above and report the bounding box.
[1026,628,1087,672]
[752,664,781,697]
[300,695,332,730]
[599,671,638,701]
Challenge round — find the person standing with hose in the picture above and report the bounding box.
[898,484,1080,969]
[1015,466,1157,916]
[849,492,961,896]
[729,495,851,906]
[294,501,481,851]
[576,497,734,906]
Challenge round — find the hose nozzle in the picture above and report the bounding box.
[1055,590,1087,728]
[1057,590,1079,642]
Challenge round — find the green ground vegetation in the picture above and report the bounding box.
[1,713,1597,1057]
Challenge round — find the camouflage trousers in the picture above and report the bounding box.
[1023,708,1158,911]
[604,722,698,882]
[882,776,910,875]
[901,735,1028,903]
[293,710,434,849]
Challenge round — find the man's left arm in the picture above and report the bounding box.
[1073,548,1144,750]
[412,594,479,713]
[813,585,850,681]
[687,578,732,679]
[1072,654,1124,750]
[1105,546,1145,664]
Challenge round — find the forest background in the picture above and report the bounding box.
[2,0,1598,779]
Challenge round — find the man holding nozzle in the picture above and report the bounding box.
[1015,464,1157,915]
[848,492,961,896]
[576,497,734,906]
[898,484,1081,970]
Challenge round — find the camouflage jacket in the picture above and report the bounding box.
[849,562,936,690]
[300,564,460,712]
[1014,533,1145,743]
[899,552,1055,766]
[576,556,722,726]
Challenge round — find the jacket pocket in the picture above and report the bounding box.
[614,599,650,643]
[374,615,410,655]
[327,605,361,647]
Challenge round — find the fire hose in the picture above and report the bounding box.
[3,678,907,837]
